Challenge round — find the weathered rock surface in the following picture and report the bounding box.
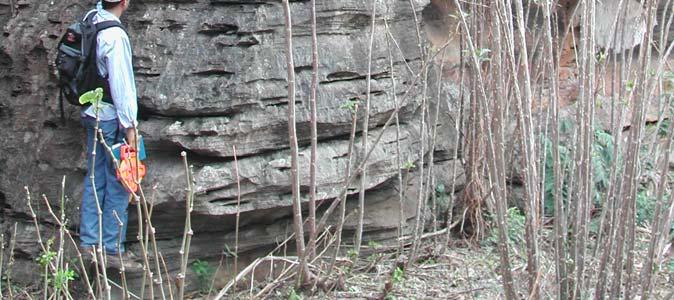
[0,0,463,294]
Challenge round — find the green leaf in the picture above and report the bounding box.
[560,119,573,134]
[79,88,104,106]
[339,100,359,112]
[392,267,405,284]
[476,48,492,62]
[367,240,382,249]
[596,51,607,63]
[288,289,303,300]
[435,183,446,194]
[402,161,416,170]
[191,259,216,293]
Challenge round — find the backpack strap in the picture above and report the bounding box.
[83,9,97,23]
[95,20,126,33]
[93,20,126,105]
[82,8,126,33]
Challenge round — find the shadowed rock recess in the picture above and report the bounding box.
[0,0,462,293]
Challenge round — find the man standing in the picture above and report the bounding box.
[79,0,138,269]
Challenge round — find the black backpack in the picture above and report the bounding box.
[55,10,124,118]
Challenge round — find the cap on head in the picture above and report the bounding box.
[101,0,127,12]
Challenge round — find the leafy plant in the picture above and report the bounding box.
[53,269,76,289]
[596,51,607,64]
[636,191,657,226]
[392,266,404,284]
[542,121,618,216]
[486,207,526,251]
[542,137,571,215]
[37,239,56,293]
[435,183,445,195]
[190,259,215,293]
[78,87,104,106]
[464,48,491,62]
[340,100,359,112]
[366,241,383,264]
[545,122,674,276]
[35,238,77,295]
[347,248,359,262]
[656,118,671,137]
[505,208,525,245]
[589,216,602,235]
[37,250,56,268]
[434,183,449,207]
[402,161,416,170]
[591,130,615,198]
[367,240,382,249]
[288,288,303,300]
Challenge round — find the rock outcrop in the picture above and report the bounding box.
[0,0,462,293]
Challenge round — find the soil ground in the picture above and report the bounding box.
[221,227,674,300]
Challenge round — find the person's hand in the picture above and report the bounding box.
[125,127,137,149]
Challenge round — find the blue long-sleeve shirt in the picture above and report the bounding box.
[82,3,138,129]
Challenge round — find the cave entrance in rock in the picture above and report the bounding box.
[419,0,462,80]
[421,0,456,48]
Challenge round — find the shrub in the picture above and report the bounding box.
[190,259,215,294]
[542,121,617,216]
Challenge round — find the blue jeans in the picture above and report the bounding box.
[80,116,129,254]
